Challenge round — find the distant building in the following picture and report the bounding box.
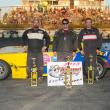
[21,0,105,9]
[21,0,40,6]
[21,0,71,8]
[74,0,105,9]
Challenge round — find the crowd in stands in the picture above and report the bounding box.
[1,6,110,29]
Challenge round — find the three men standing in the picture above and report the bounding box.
[23,17,102,81]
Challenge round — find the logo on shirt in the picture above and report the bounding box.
[27,33,44,40]
[83,34,97,40]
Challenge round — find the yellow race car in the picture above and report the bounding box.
[0,49,54,80]
[0,30,54,80]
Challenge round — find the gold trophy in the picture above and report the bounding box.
[64,56,73,89]
[31,58,38,87]
[88,55,94,84]
[81,41,94,84]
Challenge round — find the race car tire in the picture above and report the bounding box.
[0,60,11,80]
[97,59,107,79]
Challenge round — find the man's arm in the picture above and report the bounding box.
[53,31,58,52]
[96,29,102,49]
[43,31,50,51]
[71,30,77,52]
[78,30,83,51]
[22,30,28,46]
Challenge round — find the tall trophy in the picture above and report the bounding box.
[64,56,73,89]
[31,58,38,87]
[88,55,94,84]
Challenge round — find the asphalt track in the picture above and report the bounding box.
[0,73,110,110]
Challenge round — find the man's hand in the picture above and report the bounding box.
[81,50,84,55]
[42,46,47,52]
[23,46,27,53]
[53,51,57,56]
[72,52,76,57]
[96,49,100,54]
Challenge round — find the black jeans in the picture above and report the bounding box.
[27,52,43,78]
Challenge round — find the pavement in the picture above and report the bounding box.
[0,75,110,110]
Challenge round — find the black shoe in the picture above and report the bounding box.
[27,74,31,78]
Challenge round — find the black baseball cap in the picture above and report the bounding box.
[62,18,69,24]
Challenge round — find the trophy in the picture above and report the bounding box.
[31,58,38,87]
[88,55,94,84]
[64,56,73,89]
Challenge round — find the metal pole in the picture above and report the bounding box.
[51,0,53,7]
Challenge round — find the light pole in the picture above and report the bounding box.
[99,0,102,9]
[0,8,1,21]
[70,0,74,9]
